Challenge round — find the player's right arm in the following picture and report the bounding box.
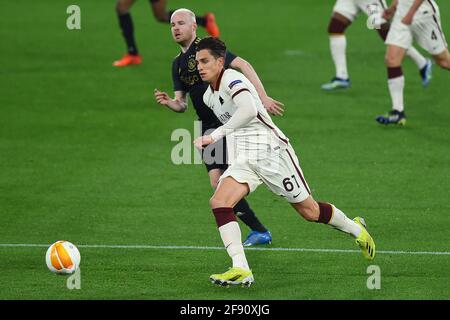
[154,89,188,113]
[383,0,398,20]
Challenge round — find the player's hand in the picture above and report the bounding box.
[261,96,285,116]
[382,7,395,20]
[154,88,171,106]
[401,14,413,25]
[193,135,214,150]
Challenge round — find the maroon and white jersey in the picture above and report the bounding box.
[203,68,289,160]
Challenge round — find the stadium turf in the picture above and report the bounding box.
[1,0,449,300]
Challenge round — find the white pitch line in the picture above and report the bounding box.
[0,243,449,256]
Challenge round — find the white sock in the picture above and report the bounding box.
[406,46,427,70]
[328,205,362,238]
[330,35,349,80]
[388,76,405,112]
[218,221,250,271]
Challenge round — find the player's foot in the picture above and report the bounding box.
[204,13,220,37]
[375,110,406,126]
[243,231,272,247]
[210,267,254,287]
[113,54,142,67]
[420,59,432,87]
[353,217,376,260]
[321,77,351,91]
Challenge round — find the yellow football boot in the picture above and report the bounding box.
[354,217,376,260]
[210,267,254,287]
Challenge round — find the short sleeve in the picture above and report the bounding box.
[224,50,237,68]
[172,57,186,92]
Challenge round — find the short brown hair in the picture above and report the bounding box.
[196,37,226,59]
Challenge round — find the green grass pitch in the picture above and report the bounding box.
[1,0,449,300]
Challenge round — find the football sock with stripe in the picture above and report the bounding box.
[387,67,405,112]
[317,202,362,238]
[213,207,250,271]
[329,35,349,80]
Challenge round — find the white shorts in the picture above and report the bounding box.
[218,144,311,203]
[333,0,387,21]
[386,14,448,55]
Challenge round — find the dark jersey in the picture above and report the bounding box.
[172,37,237,130]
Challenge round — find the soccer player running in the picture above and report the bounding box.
[194,37,376,287]
[376,0,450,125]
[113,0,220,67]
[322,0,432,91]
[155,9,284,246]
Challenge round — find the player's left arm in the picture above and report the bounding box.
[194,90,257,149]
[402,0,425,25]
[229,57,284,116]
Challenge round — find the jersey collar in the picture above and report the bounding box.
[211,68,225,91]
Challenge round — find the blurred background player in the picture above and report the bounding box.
[193,37,375,286]
[321,0,432,91]
[113,0,220,67]
[376,0,450,125]
[155,9,284,245]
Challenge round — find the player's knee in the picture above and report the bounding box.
[116,0,130,14]
[210,196,225,209]
[385,52,399,67]
[153,10,168,23]
[327,16,349,34]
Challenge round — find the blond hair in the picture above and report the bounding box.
[170,8,196,23]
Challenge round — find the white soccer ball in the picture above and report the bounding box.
[45,241,81,274]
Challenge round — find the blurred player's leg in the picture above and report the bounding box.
[150,0,170,23]
[376,44,407,125]
[291,196,375,260]
[202,13,220,38]
[114,0,142,67]
[322,13,351,91]
[209,177,254,286]
[377,23,431,87]
[234,199,272,246]
[405,46,431,87]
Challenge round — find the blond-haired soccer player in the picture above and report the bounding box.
[113,0,219,67]
[322,0,431,90]
[194,37,376,287]
[376,0,450,125]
